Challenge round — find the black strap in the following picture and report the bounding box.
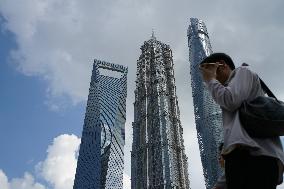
[242,63,278,101]
[259,78,278,101]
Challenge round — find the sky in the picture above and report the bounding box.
[1,0,284,189]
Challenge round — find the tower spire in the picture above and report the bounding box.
[151,29,156,40]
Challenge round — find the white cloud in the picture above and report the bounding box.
[37,134,80,189]
[0,170,45,189]
[0,134,137,189]
[0,170,9,189]
[9,172,46,189]
[0,0,93,105]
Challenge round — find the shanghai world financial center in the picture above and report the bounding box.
[74,18,223,189]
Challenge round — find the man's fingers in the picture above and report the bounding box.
[200,62,219,69]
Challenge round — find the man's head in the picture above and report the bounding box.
[200,53,235,84]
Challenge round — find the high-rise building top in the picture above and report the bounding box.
[188,18,212,63]
[131,35,190,189]
[187,18,224,189]
[73,59,127,189]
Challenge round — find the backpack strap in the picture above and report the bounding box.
[242,63,278,101]
[259,78,279,101]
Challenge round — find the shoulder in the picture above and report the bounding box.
[233,66,258,80]
[226,66,259,88]
[235,66,254,74]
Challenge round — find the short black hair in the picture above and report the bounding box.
[201,53,235,70]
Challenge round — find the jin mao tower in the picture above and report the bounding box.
[131,34,190,189]
[73,60,127,189]
[187,18,224,189]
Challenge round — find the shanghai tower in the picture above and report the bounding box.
[187,18,224,189]
[73,60,127,189]
[131,33,190,189]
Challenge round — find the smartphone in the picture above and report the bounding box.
[199,63,224,68]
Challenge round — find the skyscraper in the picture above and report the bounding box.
[73,60,127,189]
[187,18,224,189]
[131,34,190,189]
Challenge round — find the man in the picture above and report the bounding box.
[200,53,284,189]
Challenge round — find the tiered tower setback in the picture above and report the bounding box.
[131,34,190,189]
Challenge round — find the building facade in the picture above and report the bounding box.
[187,18,224,189]
[131,34,190,189]
[73,60,127,189]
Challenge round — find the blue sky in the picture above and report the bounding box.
[1,0,284,189]
[0,21,84,188]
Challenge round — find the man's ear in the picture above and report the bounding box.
[218,60,227,70]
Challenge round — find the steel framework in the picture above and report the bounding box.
[73,59,128,189]
[131,34,190,189]
[187,18,224,189]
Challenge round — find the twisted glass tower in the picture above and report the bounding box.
[73,59,127,189]
[187,18,224,189]
[131,34,190,189]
